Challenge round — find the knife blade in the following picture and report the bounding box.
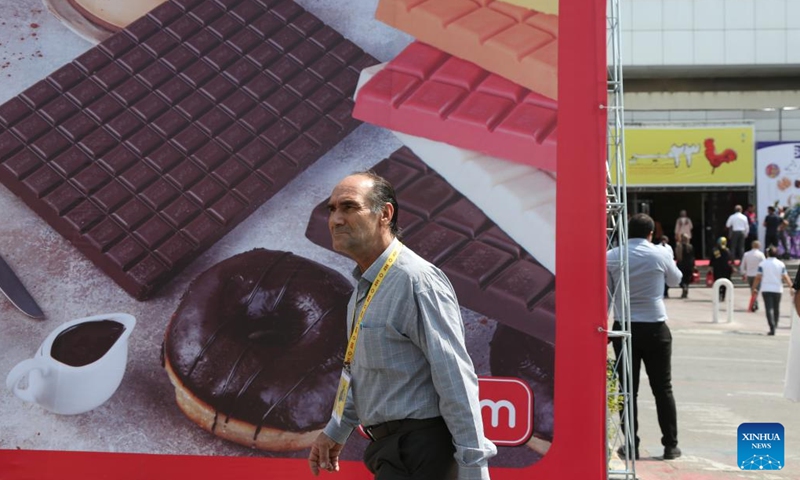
[0,253,44,319]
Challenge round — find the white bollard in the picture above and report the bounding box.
[712,278,734,324]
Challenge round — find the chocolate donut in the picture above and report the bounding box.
[164,249,352,451]
[490,323,555,450]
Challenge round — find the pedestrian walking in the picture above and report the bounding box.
[674,210,693,241]
[778,206,791,258]
[751,246,794,336]
[741,241,765,312]
[763,206,785,250]
[745,204,757,250]
[659,235,674,298]
[725,205,749,261]
[676,233,695,299]
[309,171,496,479]
[711,237,733,301]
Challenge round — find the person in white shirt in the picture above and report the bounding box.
[751,246,794,336]
[725,205,749,261]
[740,241,765,312]
[674,210,693,241]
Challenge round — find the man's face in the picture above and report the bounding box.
[327,175,384,256]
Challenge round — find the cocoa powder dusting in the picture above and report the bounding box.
[0,17,47,77]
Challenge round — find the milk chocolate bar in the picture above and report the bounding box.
[305,147,555,344]
[375,0,558,100]
[0,0,376,299]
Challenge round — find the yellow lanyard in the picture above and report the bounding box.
[343,242,403,369]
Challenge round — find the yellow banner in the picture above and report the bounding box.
[498,0,558,15]
[618,126,754,186]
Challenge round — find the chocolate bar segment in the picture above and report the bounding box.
[375,0,558,100]
[304,147,555,345]
[0,0,375,300]
[353,43,557,171]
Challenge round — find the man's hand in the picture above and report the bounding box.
[308,432,344,476]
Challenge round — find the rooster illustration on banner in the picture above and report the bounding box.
[629,138,738,173]
[704,138,738,173]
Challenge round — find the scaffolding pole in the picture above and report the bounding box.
[605,0,635,478]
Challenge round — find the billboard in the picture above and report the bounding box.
[756,141,800,258]
[619,124,755,187]
[0,0,608,478]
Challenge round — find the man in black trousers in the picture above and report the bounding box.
[608,213,683,460]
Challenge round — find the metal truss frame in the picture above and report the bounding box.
[605,0,636,478]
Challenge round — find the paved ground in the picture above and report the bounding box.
[610,283,800,480]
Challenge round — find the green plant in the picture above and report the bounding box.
[606,357,625,465]
[607,358,624,415]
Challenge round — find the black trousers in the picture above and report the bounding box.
[612,322,678,449]
[762,291,781,334]
[730,230,746,260]
[363,417,456,479]
[765,233,779,249]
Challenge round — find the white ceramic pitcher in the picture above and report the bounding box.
[6,313,136,415]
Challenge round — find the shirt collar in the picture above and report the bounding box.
[351,237,400,283]
[629,238,650,245]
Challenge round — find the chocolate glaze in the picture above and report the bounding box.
[165,249,352,434]
[51,319,125,367]
[0,0,376,299]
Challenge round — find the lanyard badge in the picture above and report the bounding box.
[332,369,351,425]
[332,242,402,425]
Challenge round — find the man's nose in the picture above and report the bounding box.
[329,209,344,226]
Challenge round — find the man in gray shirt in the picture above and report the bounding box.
[608,213,683,461]
[308,172,496,479]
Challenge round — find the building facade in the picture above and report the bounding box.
[616,0,800,257]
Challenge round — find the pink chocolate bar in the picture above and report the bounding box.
[352,42,557,171]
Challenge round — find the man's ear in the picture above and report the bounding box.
[382,202,394,225]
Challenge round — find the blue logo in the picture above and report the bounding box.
[738,423,784,470]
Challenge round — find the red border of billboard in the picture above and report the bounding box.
[0,0,608,477]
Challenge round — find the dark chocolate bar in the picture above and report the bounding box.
[304,147,555,345]
[0,0,376,299]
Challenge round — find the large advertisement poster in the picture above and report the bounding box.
[756,141,800,258]
[0,0,607,478]
[619,124,754,187]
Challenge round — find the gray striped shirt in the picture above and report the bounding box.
[323,239,497,479]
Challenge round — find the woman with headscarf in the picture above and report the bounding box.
[676,233,695,298]
[711,237,733,301]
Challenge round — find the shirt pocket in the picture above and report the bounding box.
[356,324,389,370]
